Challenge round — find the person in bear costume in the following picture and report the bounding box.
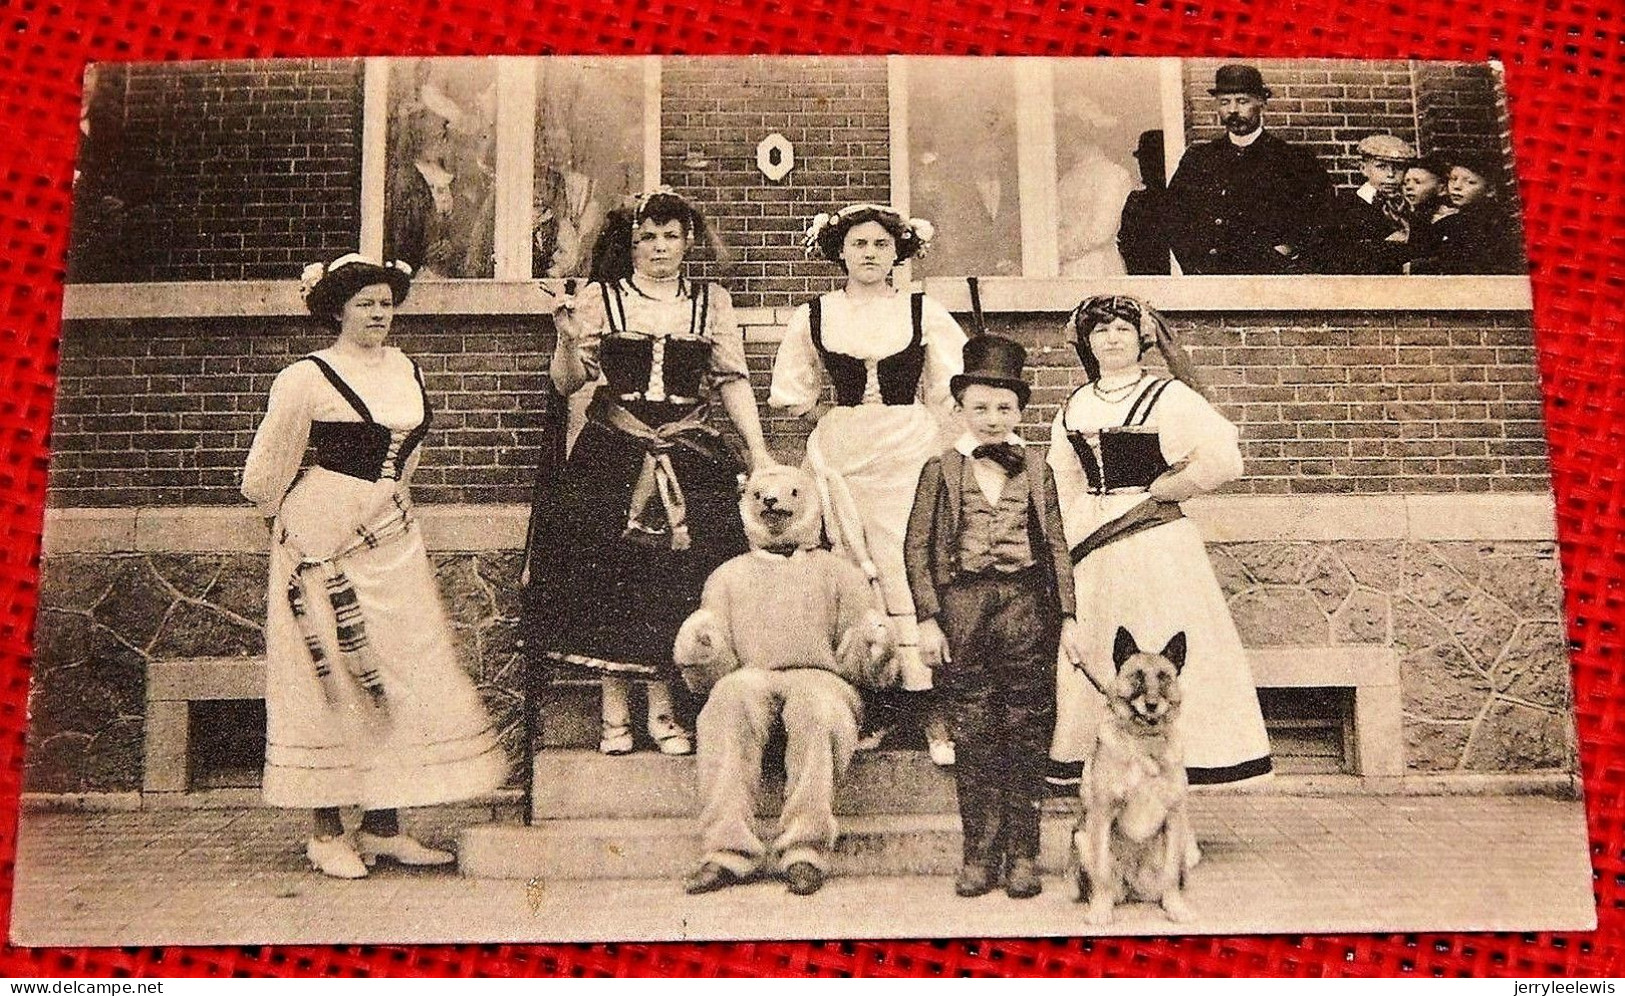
[675,464,898,897]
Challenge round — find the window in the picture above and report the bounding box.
[896,57,1177,281]
[368,57,658,283]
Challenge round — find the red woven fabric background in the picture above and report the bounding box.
[0,0,1620,978]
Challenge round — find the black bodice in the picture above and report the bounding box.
[810,292,927,407]
[1066,378,1175,494]
[600,334,714,403]
[303,355,431,484]
[596,279,715,405]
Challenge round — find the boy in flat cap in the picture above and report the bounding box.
[904,335,1085,900]
[1164,64,1338,274]
[1323,133,1421,273]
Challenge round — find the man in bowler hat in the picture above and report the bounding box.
[1164,64,1338,274]
[904,335,1085,900]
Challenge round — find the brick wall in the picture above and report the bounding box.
[65,58,1524,290]
[50,308,1548,507]
[1413,61,1526,243]
[660,57,892,310]
[49,317,553,507]
[67,60,365,283]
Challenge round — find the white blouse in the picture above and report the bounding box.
[240,347,427,516]
[768,289,967,416]
[1046,376,1244,541]
[563,279,750,397]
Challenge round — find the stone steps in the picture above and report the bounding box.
[459,813,1082,880]
[531,749,959,820]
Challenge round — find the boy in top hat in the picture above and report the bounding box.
[903,335,1087,899]
[1164,64,1337,274]
[1323,133,1420,273]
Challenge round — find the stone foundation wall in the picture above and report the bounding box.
[26,536,1569,794]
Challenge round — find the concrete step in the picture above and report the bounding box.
[531,748,958,821]
[459,812,1081,881]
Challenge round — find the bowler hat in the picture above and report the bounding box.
[950,335,1031,407]
[1208,64,1271,99]
[1447,151,1505,189]
[1133,130,1164,162]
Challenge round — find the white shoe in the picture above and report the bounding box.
[355,831,455,867]
[600,722,635,755]
[924,716,955,767]
[601,678,634,755]
[645,682,694,755]
[306,835,368,879]
[648,712,694,756]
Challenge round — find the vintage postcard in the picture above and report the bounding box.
[11,55,1594,945]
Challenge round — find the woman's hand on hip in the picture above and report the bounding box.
[1149,469,1197,503]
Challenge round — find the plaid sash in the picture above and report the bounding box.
[589,396,729,551]
[280,492,415,711]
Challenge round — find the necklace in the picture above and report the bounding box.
[1092,373,1146,402]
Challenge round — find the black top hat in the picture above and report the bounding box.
[1208,64,1271,99]
[951,335,1031,407]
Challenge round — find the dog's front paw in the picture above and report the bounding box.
[1160,891,1194,923]
[1084,899,1116,927]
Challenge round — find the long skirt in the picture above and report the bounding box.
[524,410,747,676]
[263,492,507,809]
[805,402,950,691]
[1051,510,1273,785]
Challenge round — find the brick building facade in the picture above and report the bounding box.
[32,57,1567,798]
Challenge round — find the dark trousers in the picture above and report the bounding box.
[935,570,1058,867]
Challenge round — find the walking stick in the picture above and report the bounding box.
[518,281,577,827]
[967,275,987,339]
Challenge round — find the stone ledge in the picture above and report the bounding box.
[20,772,1577,814]
[42,504,533,554]
[62,276,1534,322]
[42,493,1557,555]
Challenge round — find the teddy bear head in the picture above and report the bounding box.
[740,463,822,552]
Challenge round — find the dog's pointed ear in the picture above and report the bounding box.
[1161,631,1188,673]
[1112,626,1139,671]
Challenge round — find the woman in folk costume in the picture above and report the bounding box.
[769,204,968,765]
[523,188,775,756]
[242,255,506,879]
[1047,295,1272,792]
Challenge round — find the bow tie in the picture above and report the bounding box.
[971,442,1025,476]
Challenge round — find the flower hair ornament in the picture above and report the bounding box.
[299,254,414,320]
[626,185,682,224]
[803,203,935,260]
[299,254,413,304]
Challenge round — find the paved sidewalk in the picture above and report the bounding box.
[9,795,1596,946]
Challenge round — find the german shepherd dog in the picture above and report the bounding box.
[1067,626,1195,925]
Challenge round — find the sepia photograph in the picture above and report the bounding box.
[10,54,1593,946]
